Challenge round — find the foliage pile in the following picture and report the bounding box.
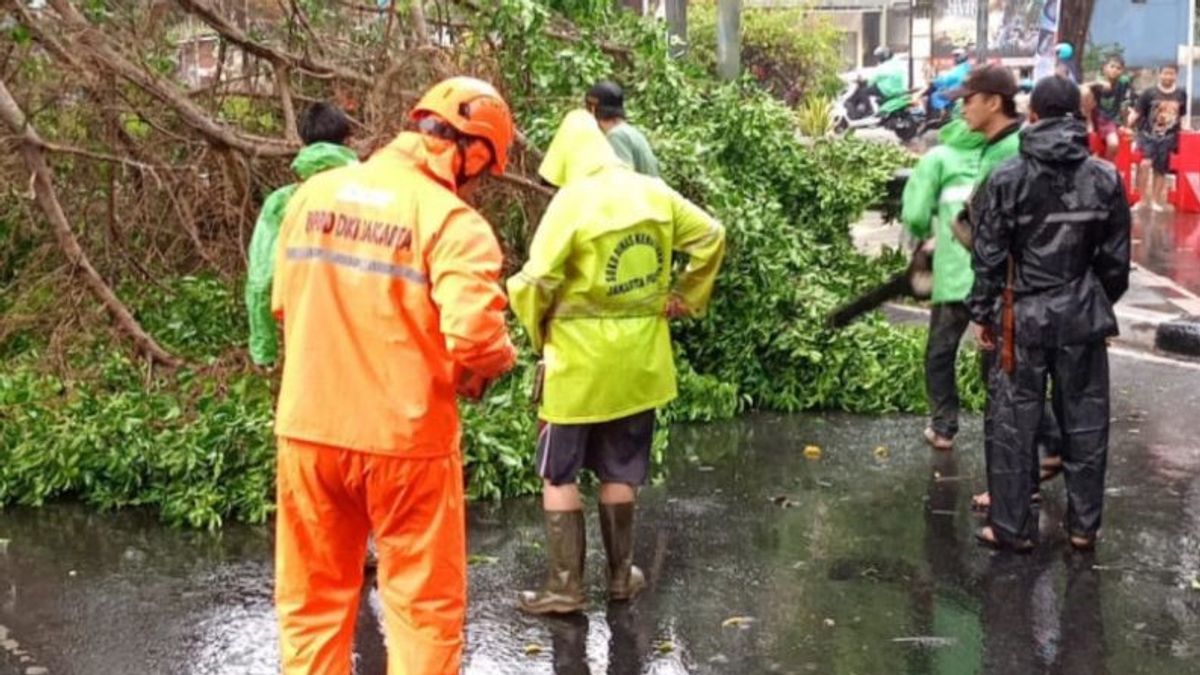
[0,0,980,528]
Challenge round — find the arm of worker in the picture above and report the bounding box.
[506,196,573,353]
[900,152,941,241]
[428,208,517,382]
[1094,179,1132,305]
[270,186,311,324]
[668,190,726,317]
[246,186,292,366]
[966,174,1016,328]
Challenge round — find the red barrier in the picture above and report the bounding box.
[1169,131,1200,214]
[1090,132,1142,207]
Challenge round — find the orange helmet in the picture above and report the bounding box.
[410,77,514,177]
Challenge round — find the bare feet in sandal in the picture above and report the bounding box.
[975,525,1034,552]
[971,491,990,511]
[1040,457,1063,482]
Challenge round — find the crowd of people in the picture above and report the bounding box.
[237,42,1150,670]
[903,65,1131,552]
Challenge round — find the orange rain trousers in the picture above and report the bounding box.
[274,437,466,675]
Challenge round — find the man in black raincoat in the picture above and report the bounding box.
[968,76,1131,551]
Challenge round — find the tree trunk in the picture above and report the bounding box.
[1058,0,1097,69]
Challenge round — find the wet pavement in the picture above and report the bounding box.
[1131,208,1200,300]
[2,350,1199,675]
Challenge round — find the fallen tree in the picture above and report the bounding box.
[0,0,974,528]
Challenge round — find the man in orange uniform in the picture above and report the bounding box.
[270,77,518,675]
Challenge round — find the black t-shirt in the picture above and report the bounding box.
[1137,86,1188,137]
[1090,78,1132,123]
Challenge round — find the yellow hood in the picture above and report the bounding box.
[537,109,624,188]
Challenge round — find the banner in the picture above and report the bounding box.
[1033,0,1063,81]
[932,1,1054,68]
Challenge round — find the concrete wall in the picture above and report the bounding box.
[1089,0,1189,68]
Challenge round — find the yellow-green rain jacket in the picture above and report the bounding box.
[508,110,726,424]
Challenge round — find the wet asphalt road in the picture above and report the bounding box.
[1,349,1198,675]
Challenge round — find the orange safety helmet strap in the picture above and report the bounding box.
[410,77,514,176]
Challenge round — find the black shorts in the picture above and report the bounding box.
[535,410,656,486]
[1139,132,1178,174]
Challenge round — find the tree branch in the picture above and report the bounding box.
[0,75,181,367]
[274,62,300,143]
[494,171,554,198]
[175,0,372,86]
[46,0,296,157]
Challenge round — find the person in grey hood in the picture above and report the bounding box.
[968,76,1131,552]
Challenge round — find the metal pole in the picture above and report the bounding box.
[716,0,741,81]
[666,0,687,59]
[1189,0,1196,127]
[976,0,988,62]
[908,0,915,88]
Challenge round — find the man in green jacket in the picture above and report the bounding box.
[905,65,1023,451]
[245,102,358,367]
[510,110,725,614]
[902,119,987,450]
[870,46,911,116]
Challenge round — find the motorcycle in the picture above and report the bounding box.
[830,75,927,144]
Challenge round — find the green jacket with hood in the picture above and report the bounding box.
[871,58,911,115]
[902,120,1021,303]
[902,120,986,303]
[510,110,725,424]
[245,142,358,366]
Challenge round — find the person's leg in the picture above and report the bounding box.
[1053,341,1111,547]
[520,422,590,614]
[1136,158,1153,207]
[366,452,468,675]
[982,342,1048,548]
[1105,130,1120,161]
[275,438,371,675]
[924,303,972,447]
[590,410,655,601]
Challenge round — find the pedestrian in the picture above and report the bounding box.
[510,109,725,614]
[245,102,358,368]
[902,118,991,451]
[1130,63,1188,212]
[1086,54,1132,160]
[584,80,661,177]
[969,76,1131,551]
[270,77,518,674]
[909,64,1023,452]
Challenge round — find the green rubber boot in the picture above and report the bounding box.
[518,510,587,614]
[599,502,645,601]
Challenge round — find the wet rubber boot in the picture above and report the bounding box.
[598,502,645,601]
[518,510,587,615]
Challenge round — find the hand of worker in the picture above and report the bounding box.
[665,296,690,320]
[973,323,997,351]
[456,369,493,402]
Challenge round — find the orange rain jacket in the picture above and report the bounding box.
[271,132,517,456]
